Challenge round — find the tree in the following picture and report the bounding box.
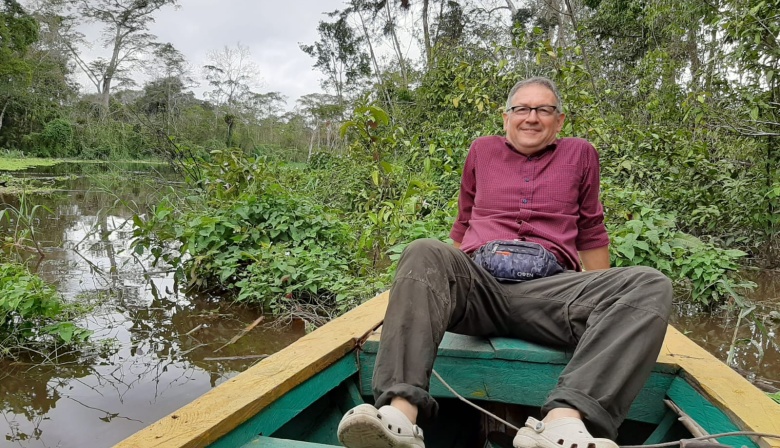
[300,11,371,108]
[203,43,261,147]
[0,0,38,135]
[245,91,286,121]
[721,0,780,258]
[297,93,345,159]
[376,0,468,67]
[52,0,178,112]
[139,42,194,130]
[368,0,410,83]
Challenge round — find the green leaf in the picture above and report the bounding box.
[379,161,393,174]
[367,106,390,125]
[618,244,635,260]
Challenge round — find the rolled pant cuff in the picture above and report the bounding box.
[374,383,440,421]
[543,387,618,439]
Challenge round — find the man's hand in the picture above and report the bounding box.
[579,246,610,271]
[453,241,462,249]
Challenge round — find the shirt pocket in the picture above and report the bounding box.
[543,164,582,205]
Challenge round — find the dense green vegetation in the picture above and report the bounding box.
[0,262,91,357]
[2,0,779,327]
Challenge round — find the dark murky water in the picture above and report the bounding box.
[671,270,780,391]
[0,162,778,447]
[0,163,305,447]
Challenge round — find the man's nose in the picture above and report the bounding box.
[524,110,540,122]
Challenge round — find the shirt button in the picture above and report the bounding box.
[524,178,530,182]
[522,199,528,204]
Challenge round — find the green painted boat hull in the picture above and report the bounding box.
[208,333,758,448]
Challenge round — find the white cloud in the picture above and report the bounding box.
[72,0,347,109]
[148,0,347,108]
[67,0,423,110]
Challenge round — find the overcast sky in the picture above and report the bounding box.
[155,0,349,108]
[73,0,363,109]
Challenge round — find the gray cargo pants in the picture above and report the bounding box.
[371,239,673,439]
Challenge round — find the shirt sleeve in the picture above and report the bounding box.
[450,142,478,243]
[575,143,610,250]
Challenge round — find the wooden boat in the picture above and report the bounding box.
[115,291,780,448]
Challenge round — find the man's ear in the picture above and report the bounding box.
[556,113,566,132]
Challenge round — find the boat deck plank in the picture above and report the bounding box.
[243,436,337,447]
[438,332,496,359]
[489,336,572,363]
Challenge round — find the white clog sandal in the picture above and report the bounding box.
[513,417,618,448]
[338,404,425,448]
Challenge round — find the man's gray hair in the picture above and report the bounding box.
[505,77,563,112]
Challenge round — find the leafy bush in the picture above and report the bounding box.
[0,262,91,357]
[40,118,74,156]
[604,183,755,306]
[132,182,376,314]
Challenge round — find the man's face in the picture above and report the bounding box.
[502,84,565,156]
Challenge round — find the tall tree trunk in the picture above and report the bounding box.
[705,27,718,91]
[332,52,345,110]
[688,25,702,87]
[308,121,317,162]
[166,81,173,132]
[504,0,518,15]
[432,0,446,51]
[385,0,408,86]
[556,0,567,49]
[101,27,125,113]
[355,5,395,109]
[0,100,8,134]
[225,114,235,147]
[101,77,112,111]
[422,0,432,66]
[563,0,597,94]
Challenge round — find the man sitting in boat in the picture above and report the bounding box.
[337,76,673,448]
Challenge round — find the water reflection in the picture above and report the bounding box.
[671,270,780,388]
[0,163,305,447]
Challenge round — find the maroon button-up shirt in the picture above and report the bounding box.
[449,136,609,271]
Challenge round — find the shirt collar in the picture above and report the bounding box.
[503,138,559,158]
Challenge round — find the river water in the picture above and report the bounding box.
[0,163,305,447]
[0,162,777,447]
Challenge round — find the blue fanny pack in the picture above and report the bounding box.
[473,240,564,282]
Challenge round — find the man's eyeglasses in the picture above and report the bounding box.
[506,105,558,117]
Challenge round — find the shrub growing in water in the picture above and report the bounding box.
[0,262,91,357]
[133,181,376,314]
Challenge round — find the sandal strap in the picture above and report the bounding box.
[520,416,618,448]
[525,417,547,433]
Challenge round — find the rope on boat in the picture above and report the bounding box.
[430,369,780,448]
[621,432,780,448]
[431,369,522,431]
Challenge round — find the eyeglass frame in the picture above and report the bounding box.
[505,105,560,117]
